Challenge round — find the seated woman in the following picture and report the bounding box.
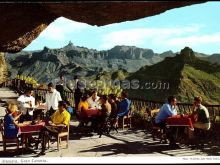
[4,102,35,148]
[4,103,22,138]
[77,94,89,126]
[4,103,31,138]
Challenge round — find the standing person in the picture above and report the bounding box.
[45,82,62,118]
[73,75,84,111]
[155,96,178,146]
[56,74,66,101]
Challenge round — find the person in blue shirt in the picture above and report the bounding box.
[4,103,23,138]
[117,91,131,118]
[155,96,177,125]
[114,91,131,128]
[66,100,74,116]
[155,96,178,146]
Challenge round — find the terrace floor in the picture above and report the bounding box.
[0,88,220,157]
[1,119,220,157]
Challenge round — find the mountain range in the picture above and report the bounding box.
[5,43,220,104]
[5,42,219,83]
[126,47,220,104]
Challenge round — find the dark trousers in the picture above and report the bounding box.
[46,107,56,120]
[154,121,177,144]
[40,126,66,153]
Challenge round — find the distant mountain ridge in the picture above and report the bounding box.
[126,47,220,104]
[5,42,175,82]
[5,42,220,88]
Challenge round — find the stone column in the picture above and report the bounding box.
[0,52,7,84]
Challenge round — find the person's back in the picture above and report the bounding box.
[4,113,18,138]
[101,101,112,117]
[110,101,118,118]
[197,104,210,124]
[118,98,131,117]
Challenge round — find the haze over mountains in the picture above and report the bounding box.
[6,42,218,82]
[5,43,220,104]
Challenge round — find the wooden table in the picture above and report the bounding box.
[86,109,101,117]
[18,121,45,150]
[166,115,194,130]
[166,115,195,144]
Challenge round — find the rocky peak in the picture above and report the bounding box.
[180,47,196,58]
[178,47,196,63]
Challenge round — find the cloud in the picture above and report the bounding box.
[39,17,89,41]
[165,33,220,47]
[100,25,201,49]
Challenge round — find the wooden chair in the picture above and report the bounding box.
[48,124,69,151]
[121,107,133,130]
[0,118,20,151]
[150,109,167,143]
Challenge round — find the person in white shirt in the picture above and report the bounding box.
[45,82,62,117]
[87,90,101,109]
[17,88,35,122]
[17,88,35,113]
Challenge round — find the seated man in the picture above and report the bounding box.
[17,88,35,122]
[188,96,211,142]
[66,100,74,116]
[108,94,118,128]
[192,96,211,130]
[39,101,70,155]
[87,90,100,109]
[116,92,131,127]
[96,95,112,135]
[155,96,178,145]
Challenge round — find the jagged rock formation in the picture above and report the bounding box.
[0,2,204,53]
[5,44,174,83]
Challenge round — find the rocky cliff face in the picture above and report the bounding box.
[0,53,7,84]
[5,44,175,83]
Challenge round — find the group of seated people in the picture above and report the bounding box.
[3,83,72,155]
[154,95,211,146]
[77,90,131,129]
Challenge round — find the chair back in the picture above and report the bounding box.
[0,118,5,138]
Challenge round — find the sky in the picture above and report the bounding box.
[24,2,220,55]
